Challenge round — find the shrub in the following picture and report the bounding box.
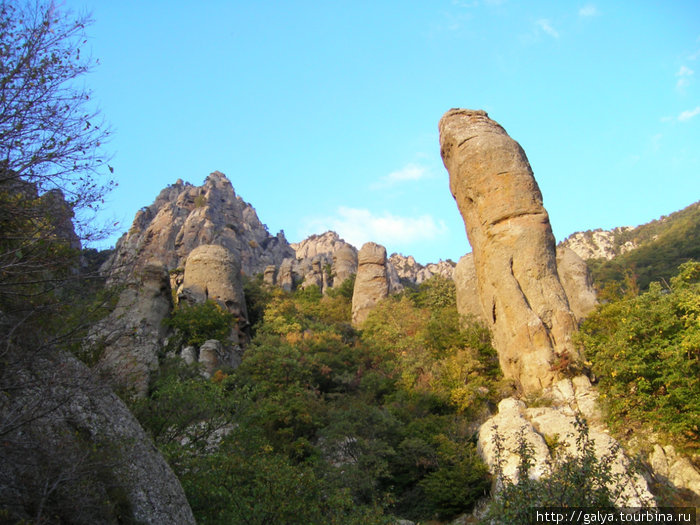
[577,261,700,450]
[164,300,235,347]
[481,416,639,524]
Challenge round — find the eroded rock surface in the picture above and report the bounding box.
[556,246,597,322]
[178,244,248,347]
[351,242,390,326]
[440,108,579,393]
[0,348,195,524]
[102,171,294,281]
[92,260,173,397]
[478,377,654,506]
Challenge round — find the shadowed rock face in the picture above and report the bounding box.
[351,242,389,327]
[439,108,579,393]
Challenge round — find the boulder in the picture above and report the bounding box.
[178,244,248,344]
[0,348,195,524]
[263,265,277,286]
[93,260,173,397]
[351,242,390,326]
[478,377,654,506]
[199,339,224,378]
[332,244,358,287]
[439,108,579,393]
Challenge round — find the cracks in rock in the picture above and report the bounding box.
[457,135,477,148]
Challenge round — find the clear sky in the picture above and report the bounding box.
[62,0,699,265]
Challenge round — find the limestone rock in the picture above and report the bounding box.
[286,231,358,293]
[453,253,482,322]
[478,377,654,506]
[277,258,295,292]
[556,246,597,322]
[181,346,197,365]
[263,265,277,286]
[199,339,224,378]
[352,242,389,326]
[102,171,294,281]
[0,348,195,523]
[390,254,456,285]
[560,227,636,261]
[93,260,173,397]
[333,244,358,288]
[179,244,248,344]
[440,108,579,393]
[649,444,700,500]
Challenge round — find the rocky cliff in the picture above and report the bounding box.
[102,171,294,280]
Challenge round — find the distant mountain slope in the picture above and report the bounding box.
[560,201,700,291]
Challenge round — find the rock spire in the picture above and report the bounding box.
[439,108,579,393]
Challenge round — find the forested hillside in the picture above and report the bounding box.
[585,201,700,295]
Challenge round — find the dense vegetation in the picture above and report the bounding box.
[133,276,508,523]
[587,201,700,295]
[578,261,700,453]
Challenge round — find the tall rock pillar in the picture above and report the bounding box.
[439,109,579,393]
[351,242,389,327]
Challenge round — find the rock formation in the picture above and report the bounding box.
[453,253,482,321]
[286,231,358,293]
[92,260,173,397]
[333,244,358,287]
[439,109,579,393]
[389,254,456,285]
[477,376,654,506]
[178,244,248,347]
[556,246,597,322]
[0,348,195,523]
[560,227,636,261]
[351,242,390,326]
[101,171,294,281]
[454,248,597,325]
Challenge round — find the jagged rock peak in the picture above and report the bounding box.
[102,171,295,280]
[440,108,579,394]
[389,253,455,284]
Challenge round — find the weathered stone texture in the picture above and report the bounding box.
[93,260,173,397]
[102,171,294,281]
[440,108,579,393]
[351,242,389,326]
[178,244,248,346]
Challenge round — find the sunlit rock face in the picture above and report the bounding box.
[439,108,579,394]
[102,171,294,281]
[351,242,389,327]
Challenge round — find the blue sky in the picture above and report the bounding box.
[64,1,699,265]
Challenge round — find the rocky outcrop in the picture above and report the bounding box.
[389,254,455,285]
[478,376,654,506]
[453,253,482,321]
[649,443,700,500]
[560,227,636,261]
[351,242,390,326]
[92,261,173,397]
[455,248,597,326]
[0,348,195,524]
[178,244,248,347]
[333,244,358,287]
[267,231,359,293]
[102,171,294,281]
[440,108,579,393]
[556,246,597,322]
